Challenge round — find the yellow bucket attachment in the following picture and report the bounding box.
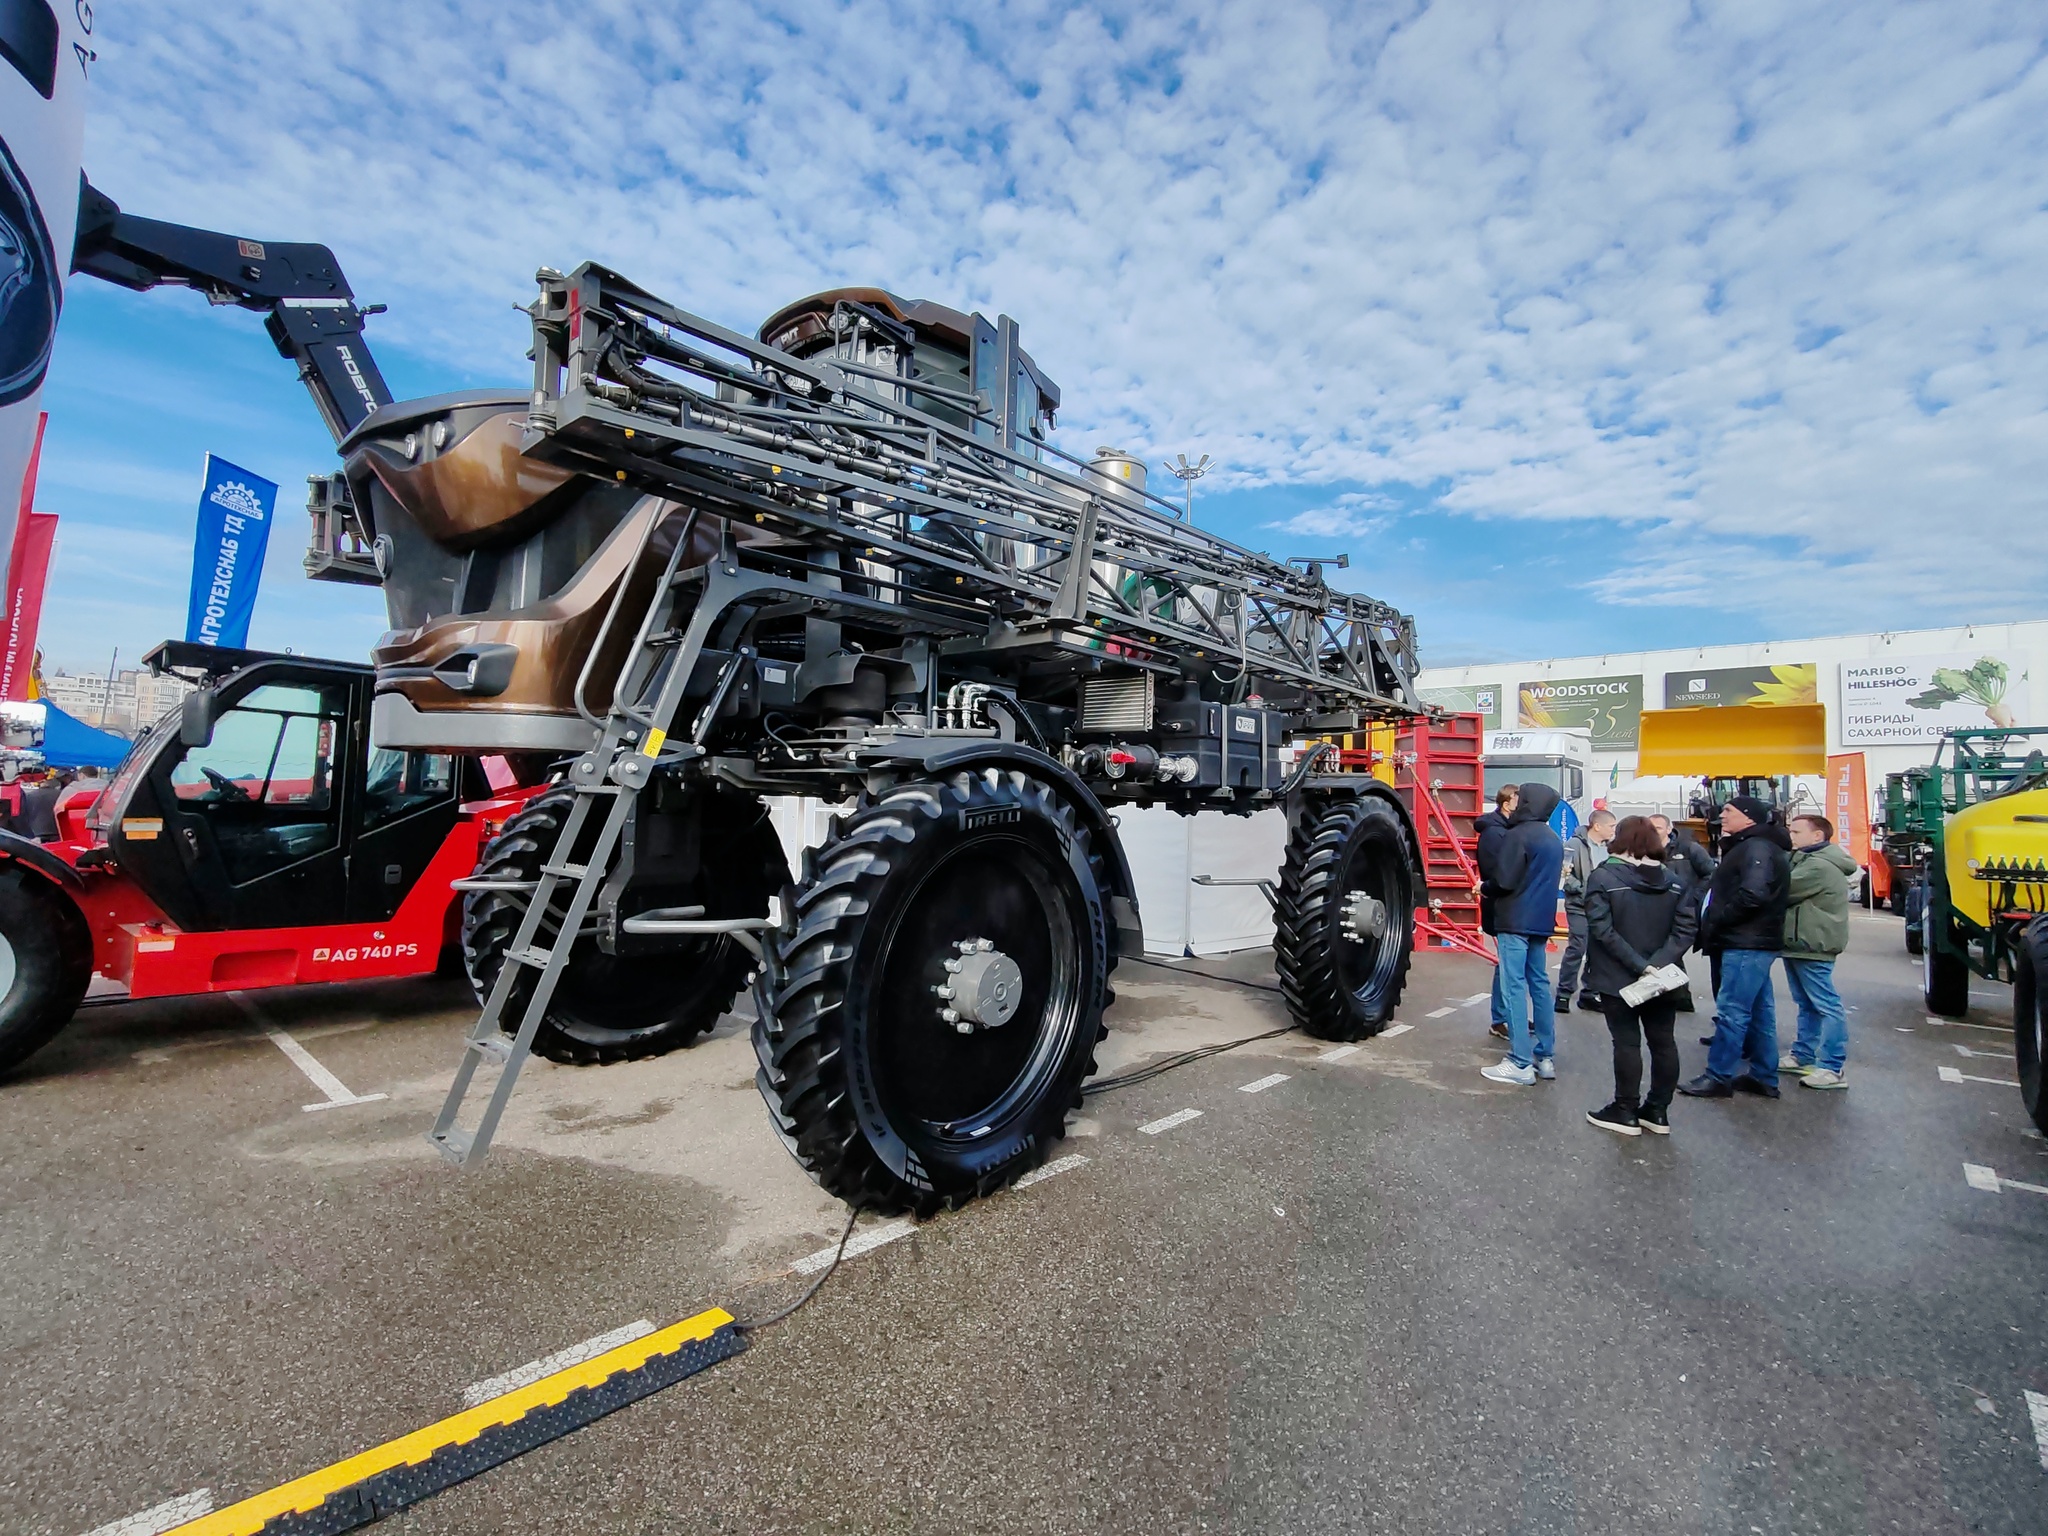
[1635,704,1827,777]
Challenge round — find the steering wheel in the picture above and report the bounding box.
[201,766,253,802]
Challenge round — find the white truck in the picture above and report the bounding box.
[1483,728,1596,840]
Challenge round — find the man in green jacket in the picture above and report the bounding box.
[1779,813,1860,1089]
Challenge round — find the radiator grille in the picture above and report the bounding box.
[1081,673,1154,734]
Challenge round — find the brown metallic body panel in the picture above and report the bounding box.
[373,499,728,725]
[357,408,580,550]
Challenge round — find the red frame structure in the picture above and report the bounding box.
[1335,714,1492,960]
[34,786,538,1002]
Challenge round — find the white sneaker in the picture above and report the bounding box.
[1482,1058,1537,1086]
[1535,1057,1556,1080]
[1801,1068,1847,1090]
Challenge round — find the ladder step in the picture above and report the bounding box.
[507,946,557,969]
[427,1127,474,1163]
[469,1033,515,1062]
[541,862,589,880]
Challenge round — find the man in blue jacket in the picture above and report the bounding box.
[1474,784,1519,1041]
[1481,782,1566,1086]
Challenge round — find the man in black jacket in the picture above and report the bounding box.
[1651,814,1714,890]
[1480,782,1565,1086]
[1474,785,1518,1040]
[1680,795,1792,1099]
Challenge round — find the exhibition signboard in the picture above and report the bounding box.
[1663,663,1817,709]
[1516,674,1642,749]
[1838,652,2029,745]
[1417,682,1503,729]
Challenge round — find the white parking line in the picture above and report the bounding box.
[1139,1108,1203,1135]
[1238,1073,1290,1094]
[2026,1390,2048,1471]
[1964,1163,2048,1196]
[791,1218,915,1275]
[1014,1152,1089,1189]
[1926,1016,2012,1034]
[266,1028,389,1111]
[1952,1043,2009,1060]
[1461,993,1491,1007]
[1380,1022,1413,1039]
[229,996,386,1111]
[78,1489,213,1536]
[462,1319,656,1407]
[1317,1044,1359,1062]
[1425,1007,1455,1019]
[1939,1065,2020,1088]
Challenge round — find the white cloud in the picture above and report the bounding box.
[62,0,2048,642]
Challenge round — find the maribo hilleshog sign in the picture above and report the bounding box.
[185,454,277,649]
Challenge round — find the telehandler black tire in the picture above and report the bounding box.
[752,767,1112,1216]
[2014,917,2047,1137]
[1274,794,1416,1040]
[0,866,94,1077]
[463,784,785,1065]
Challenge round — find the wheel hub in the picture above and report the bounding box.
[935,937,1025,1033]
[1341,890,1388,943]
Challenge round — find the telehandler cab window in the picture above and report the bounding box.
[168,683,347,883]
[361,748,455,831]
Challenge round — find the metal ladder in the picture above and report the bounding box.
[426,512,772,1165]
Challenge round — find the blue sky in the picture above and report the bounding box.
[29,1,2048,675]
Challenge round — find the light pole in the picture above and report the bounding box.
[1166,453,1211,523]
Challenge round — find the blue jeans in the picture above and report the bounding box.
[1495,933,1556,1069]
[1491,960,1505,1026]
[1784,957,1848,1073]
[1706,948,1779,1087]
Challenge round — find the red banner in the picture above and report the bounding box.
[1827,752,1871,868]
[1,512,56,702]
[2,414,54,703]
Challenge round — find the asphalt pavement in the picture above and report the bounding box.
[7,911,2045,1535]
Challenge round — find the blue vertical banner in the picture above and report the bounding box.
[184,454,278,648]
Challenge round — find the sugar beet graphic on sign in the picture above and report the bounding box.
[1909,657,2015,729]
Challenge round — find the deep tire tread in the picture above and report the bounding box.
[752,769,1113,1217]
[1273,795,1416,1041]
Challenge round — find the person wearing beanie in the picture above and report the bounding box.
[1680,795,1793,1100]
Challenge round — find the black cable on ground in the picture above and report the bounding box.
[742,955,1301,1325]
[1081,1022,1296,1098]
[1123,952,1287,996]
[733,1204,863,1334]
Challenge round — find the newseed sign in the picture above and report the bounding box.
[1516,674,1643,749]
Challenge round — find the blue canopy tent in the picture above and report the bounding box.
[37,700,134,771]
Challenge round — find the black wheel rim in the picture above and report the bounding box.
[1333,825,1406,1007]
[868,835,1082,1138]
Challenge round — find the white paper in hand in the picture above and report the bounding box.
[1619,964,1690,1008]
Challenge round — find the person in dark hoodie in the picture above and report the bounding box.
[1679,794,1792,1100]
[1480,781,1565,1086]
[1474,784,1519,1041]
[1582,815,1699,1135]
[1650,813,1714,890]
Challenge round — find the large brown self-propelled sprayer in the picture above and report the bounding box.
[53,196,1433,1213]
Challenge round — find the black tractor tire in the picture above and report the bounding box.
[1274,794,1417,1040]
[0,866,94,1077]
[1904,880,1927,955]
[1922,912,1970,1019]
[2014,917,2047,1136]
[463,783,786,1065]
[752,767,1113,1216]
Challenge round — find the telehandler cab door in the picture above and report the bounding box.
[342,744,469,922]
[107,661,361,932]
